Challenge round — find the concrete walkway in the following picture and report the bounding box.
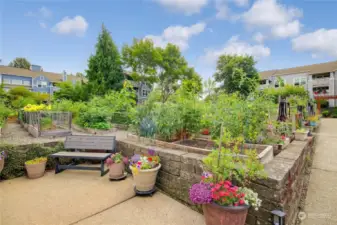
[301,119,337,225]
[0,171,204,225]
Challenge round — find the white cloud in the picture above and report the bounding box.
[153,0,208,15]
[39,6,52,18]
[253,32,265,43]
[52,16,88,37]
[216,3,230,19]
[242,0,302,38]
[145,22,206,51]
[202,36,271,64]
[39,22,47,29]
[233,0,249,7]
[271,20,301,38]
[25,6,52,18]
[292,29,337,57]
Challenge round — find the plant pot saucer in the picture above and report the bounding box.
[134,187,156,196]
[109,172,127,181]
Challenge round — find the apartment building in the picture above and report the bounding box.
[0,65,82,95]
[259,60,337,107]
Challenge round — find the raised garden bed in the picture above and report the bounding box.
[126,134,273,164]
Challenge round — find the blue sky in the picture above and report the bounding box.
[1,0,336,79]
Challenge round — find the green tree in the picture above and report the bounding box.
[203,78,216,98]
[180,68,203,96]
[86,24,124,95]
[8,57,31,70]
[214,55,260,97]
[53,81,90,102]
[122,38,161,84]
[157,44,192,102]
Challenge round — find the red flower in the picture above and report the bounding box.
[224,180,232,186]
[239,199,245,205]
[234,203,239,206]
[223,184,230,189]
[209,183,214,187]
[148,157,153,162]
[215,184,221,190]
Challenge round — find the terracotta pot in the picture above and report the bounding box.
[25,161,47,179]
[202,203,249,225]
[0,159,4,174]
[130,164,161,192]
[108,162,125,179]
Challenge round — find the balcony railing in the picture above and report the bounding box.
[312,78,330,87]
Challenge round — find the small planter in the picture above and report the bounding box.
[295,130,309,141]
[130,164,161,192]
[0,159,4,174]
[25,159,47,179]
[202,203,249,225]
[108,162,125,179]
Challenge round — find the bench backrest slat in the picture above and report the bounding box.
[65,135,116,152]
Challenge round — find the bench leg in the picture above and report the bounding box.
[100,160,109,176]
[55,157,62,174]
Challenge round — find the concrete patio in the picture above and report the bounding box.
[0,170,204,225]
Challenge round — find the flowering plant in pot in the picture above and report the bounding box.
[0,151,7,174]
[105,153,128,180]
[25,157,47,179]
[129,149,161,192]
[189,132,265,225]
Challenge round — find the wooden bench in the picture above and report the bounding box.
[50,135,116,176]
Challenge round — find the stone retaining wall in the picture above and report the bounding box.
[117,137,315,225]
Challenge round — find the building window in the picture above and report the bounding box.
[23,81,31,86]
[40,76,44,80]
[11,80,23,85]
[294,77,306,86]
[313,87,329,95]
[3,79,11,84]
[142,90,148,97]
[38,81,48,88]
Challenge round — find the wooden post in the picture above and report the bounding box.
[68,112,72,131]
[38,112,41,137]
[317,99,321,115]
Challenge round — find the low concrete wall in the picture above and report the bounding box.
[117,136,315,225]
[27,125,39,138]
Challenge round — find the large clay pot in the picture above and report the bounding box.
[108,162,125,179]
[0,159,4,174]
[202,203,249,225]
[25,161,47,179]
[130,164,161,192]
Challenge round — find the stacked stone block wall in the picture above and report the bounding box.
[117,137,315,225]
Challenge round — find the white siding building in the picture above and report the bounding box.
[259,61,337,107]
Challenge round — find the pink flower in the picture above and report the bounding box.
[105,158,113,165]
[239,199,245,205]
[224,180,232,186]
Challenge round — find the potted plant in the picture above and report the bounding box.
[25,157,47,179]
[129,149,161,192]
[307,115,319,127]
[189,134,265,225]
[0,151,7,174]
[294,128,309,141]
[105,153,128,180]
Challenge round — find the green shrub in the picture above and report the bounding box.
[0,143,66,179]
[322,110,330,117]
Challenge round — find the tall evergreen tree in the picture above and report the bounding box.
[86,24,124,95]
[9,57,31,69]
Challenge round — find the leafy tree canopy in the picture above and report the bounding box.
[214,55,260,97]
[122,38,161,84]
[8,57,31,70]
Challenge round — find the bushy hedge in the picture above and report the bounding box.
[0,142,66,179]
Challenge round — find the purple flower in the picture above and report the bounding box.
[0,151,6,160]
[148,149,155,156]
[189,183,212,204]
[130,154,141,165]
